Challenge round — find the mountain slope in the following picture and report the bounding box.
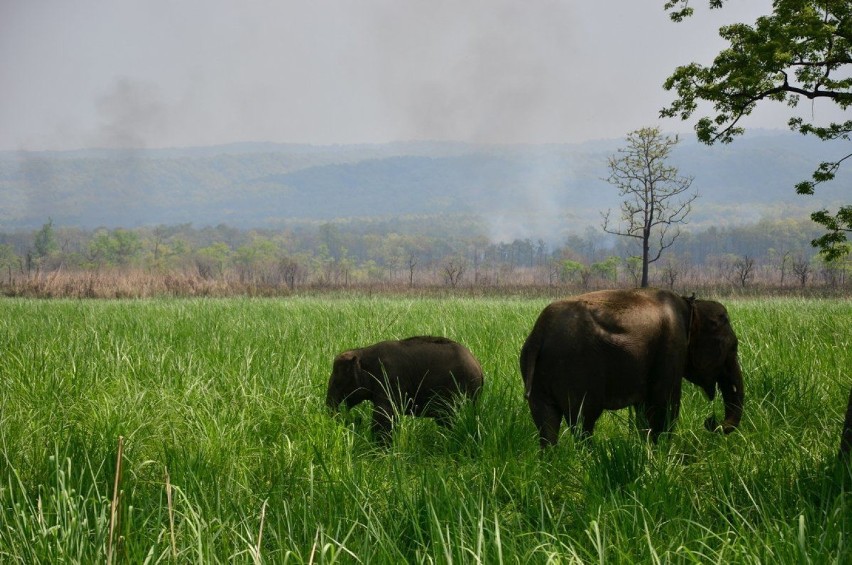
[1,132,846,238]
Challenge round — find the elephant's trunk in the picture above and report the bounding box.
[706,353,744,433]
[326,391,341,412]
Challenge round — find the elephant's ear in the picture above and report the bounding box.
[339,351,364,387]
[689,301,734,372]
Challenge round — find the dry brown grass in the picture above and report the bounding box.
[2,269,243,299]
[2,267,849,299]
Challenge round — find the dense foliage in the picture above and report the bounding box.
[2,213,850,297]
[662,0,852,259]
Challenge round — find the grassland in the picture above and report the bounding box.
[0,296,850,563]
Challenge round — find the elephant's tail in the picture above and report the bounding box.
[520,331,542,400]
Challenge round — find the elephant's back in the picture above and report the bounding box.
[373,336,483,386]
[397,336,479,365]
[547,290,676,336]
[532,291,681,368]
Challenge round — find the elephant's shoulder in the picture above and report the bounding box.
[566,289,662,310]
[400,335,455,347]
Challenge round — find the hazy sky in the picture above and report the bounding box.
[1,0,826,151]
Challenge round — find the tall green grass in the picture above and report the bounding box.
[0,296,849,563]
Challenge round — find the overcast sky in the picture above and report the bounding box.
[1,0,828,151]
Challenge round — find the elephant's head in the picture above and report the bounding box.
[326,351,372,411]
[684,298,744,434]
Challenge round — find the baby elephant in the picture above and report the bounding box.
[326,336,484,442]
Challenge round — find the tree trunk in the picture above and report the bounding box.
[641,233,650,287]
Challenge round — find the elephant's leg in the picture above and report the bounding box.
[562,394,600,440]
[529,397,562,448]
[433,409,454,428]
[641,351,686,441]
[425,396,456,428]
[371,404,395,444]
[643,399,680,442]
[579,404,603,438]
[631,405,652,436]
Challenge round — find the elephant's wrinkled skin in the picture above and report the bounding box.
[840,385,852,459]
[520,288,744,447]
[326,336,484,442]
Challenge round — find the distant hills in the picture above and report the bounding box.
[1,131,847,242]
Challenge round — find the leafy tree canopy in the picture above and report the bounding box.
[662,0,852,259]
[34,218,58,259]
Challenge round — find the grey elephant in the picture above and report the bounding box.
[520,288,744,447]
[326,336,484,442]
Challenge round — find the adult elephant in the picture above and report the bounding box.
[520,288,744,447]
[326,336,484,443]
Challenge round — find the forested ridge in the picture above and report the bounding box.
[2,131,846,233]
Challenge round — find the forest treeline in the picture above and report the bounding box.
[1,213,849,298]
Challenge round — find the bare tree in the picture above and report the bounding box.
[442,257,466,288]
[279,257,300,290]
[624,256,643,287]
[407,254,418,287]
[659,259,679,290]
[775,250,791,287]
[733,255,755,288]
[791,255,811,288]
[602,127,698,287]
[535,239,547,268]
